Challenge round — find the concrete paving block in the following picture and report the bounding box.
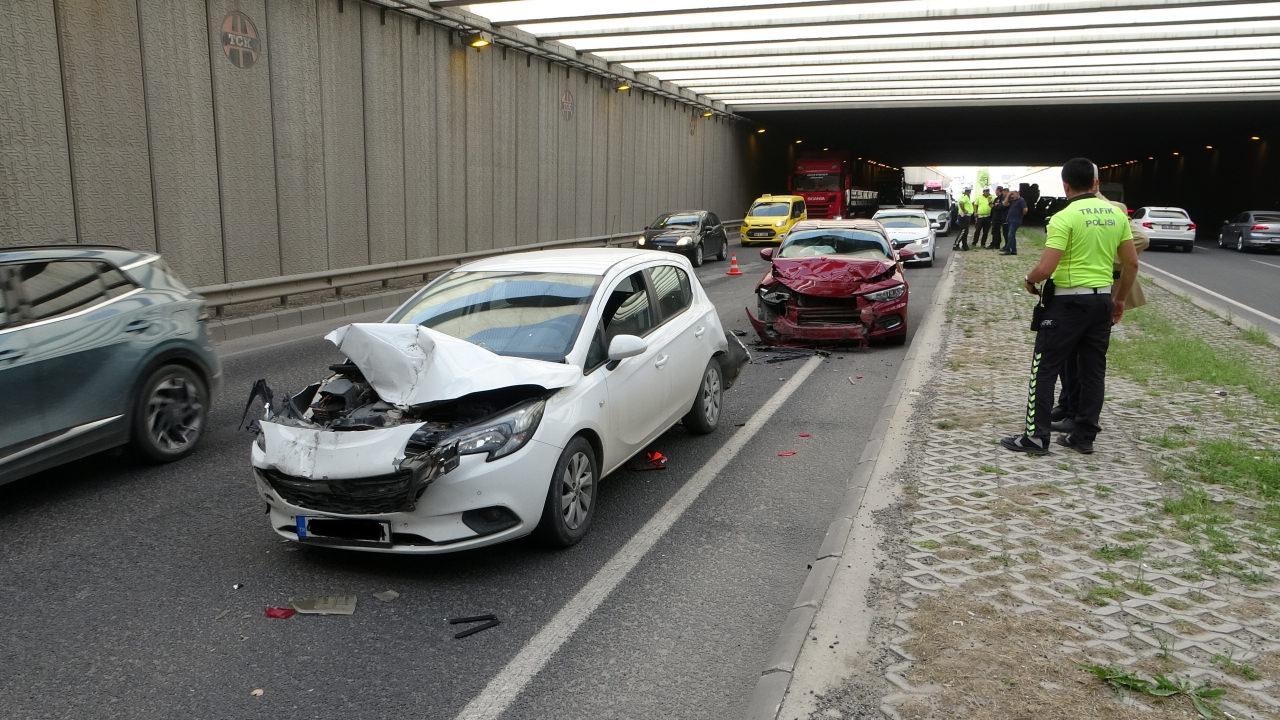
[341,297,366,316]
[794,556,839,610]
[250,314,279,336]
[221,318,257,341]
[817,516,854,560]
[299,305,325,326]
[745,671,792,720]
[321,301,348,321]
[763,605,817,674]
[275,309,302,330]
[206,323,225,343]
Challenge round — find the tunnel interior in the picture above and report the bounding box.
[745,100,1280,237]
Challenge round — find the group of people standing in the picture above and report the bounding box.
[952,186,1028,254]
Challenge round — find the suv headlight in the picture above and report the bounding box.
[412,399,546,463]
[864,284,906,302]
[774,220,786,227]
[676,236,692,246]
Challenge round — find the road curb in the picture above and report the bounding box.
[1140,269,1280,348]
[744,257,960,720]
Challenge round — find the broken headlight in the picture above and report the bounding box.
[445,399,546,462]
[758,286,791,305]
[864,284,906,302]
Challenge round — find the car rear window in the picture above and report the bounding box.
[1255,213,1280,223]
[1149,210,1189,220]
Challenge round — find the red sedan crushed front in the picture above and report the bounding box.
[747,254,909,347]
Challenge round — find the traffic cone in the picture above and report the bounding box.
[726,253,743,276]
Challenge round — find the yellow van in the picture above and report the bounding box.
[740,194,807,245]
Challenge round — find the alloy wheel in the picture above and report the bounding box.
[146,375,204,453]
[701,365,722,427]
[559,451,594,530]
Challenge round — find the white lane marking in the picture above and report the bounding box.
[1140,261,1280,326]
[452,355,825,720]
[1249,258,1280,270]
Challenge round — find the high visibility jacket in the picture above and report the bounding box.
[958,194,974,215]
[976,194,993,217]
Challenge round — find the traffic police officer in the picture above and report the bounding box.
[974,188,994,248]
[1001,158,1139,455]
[954,189,975,250]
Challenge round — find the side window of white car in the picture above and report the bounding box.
[648,265,692,322]
[602,271,655,343]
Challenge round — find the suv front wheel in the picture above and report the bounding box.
[131,364,208,463]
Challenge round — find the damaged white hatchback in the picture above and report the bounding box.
[248,249,748,553]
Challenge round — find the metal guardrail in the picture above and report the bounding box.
[195,220,743,312]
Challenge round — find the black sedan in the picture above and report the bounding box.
[638,210,729,267]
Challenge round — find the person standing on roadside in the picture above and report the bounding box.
[1001,158,1139,456]
[1001,190,1028,255]
[974,187,994,248]
[991,186,1010,250]
[1050,190,1148,429]
[955,188,975,250]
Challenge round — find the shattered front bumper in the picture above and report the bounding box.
[747,295,907,346]
[251,434,562,554]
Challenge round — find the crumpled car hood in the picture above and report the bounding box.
[769,257,895,297]
[326,323,580,408]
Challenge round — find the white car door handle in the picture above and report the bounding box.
[654,354,669,369]
[693,326,706,338]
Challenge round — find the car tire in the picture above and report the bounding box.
[924,258,935,267]
[683,359,723,435]
[1218,233,1225,248]
[717,234,728,260]
[690,242,705,267]
[1237,235,1245,252]
[535,436,599,548]
[1182,243,1193,253]
[130,363,208,464]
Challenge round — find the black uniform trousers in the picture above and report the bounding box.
[974,216,991,247]
[990,211,1008,248]
[1024,293,1113,443]
[954,215,972,248]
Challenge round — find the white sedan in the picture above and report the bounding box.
[872,208,936,267]
[1132,206,1196,252]
[247,249,747,553]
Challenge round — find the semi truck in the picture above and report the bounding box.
[788,153,878,219]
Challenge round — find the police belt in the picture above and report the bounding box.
[1055,286,1111,296]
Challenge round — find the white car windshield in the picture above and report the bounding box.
[777,229,892,260]
[390,271,599,362]
[875,215,929,229]
[750,202,790,217]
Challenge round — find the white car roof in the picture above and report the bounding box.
[459,247,668,276]
[874,209,929,217]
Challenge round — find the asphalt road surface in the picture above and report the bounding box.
[0,241,953,720]
[1140,239,1280,337]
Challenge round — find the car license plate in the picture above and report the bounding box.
[296,516,392,548]
[1162,224,1180,230]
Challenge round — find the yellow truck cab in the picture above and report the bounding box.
[741,194,807,245]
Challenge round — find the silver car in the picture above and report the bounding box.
[0,246,221,484]
[1219,210,1280,253]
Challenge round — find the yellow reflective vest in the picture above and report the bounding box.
[976,194,992,217]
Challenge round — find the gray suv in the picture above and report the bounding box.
[0,246,221,484]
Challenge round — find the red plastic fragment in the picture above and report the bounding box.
[646,451,668,468]
[265,607,296,619]
[798,433,811,438]
[778,450,797,457]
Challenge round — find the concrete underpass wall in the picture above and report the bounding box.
[0,0,756,285]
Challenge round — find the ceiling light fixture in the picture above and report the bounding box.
[466,31,492,49]
[616,81,631,92]
[756,128,766,134]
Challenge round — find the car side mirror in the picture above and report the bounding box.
[607,334,648,363]
[759,247,775,261]
[897,248,916,261]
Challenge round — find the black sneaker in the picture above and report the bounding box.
[1050,418,1076,433]
[1056,435,1094,454]
[1000,434,1049,456]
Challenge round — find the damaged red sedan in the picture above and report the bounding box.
[747,219,910,347]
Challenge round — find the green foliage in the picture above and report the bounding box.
[976,168,990,188]
[1079,664,1226,718]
